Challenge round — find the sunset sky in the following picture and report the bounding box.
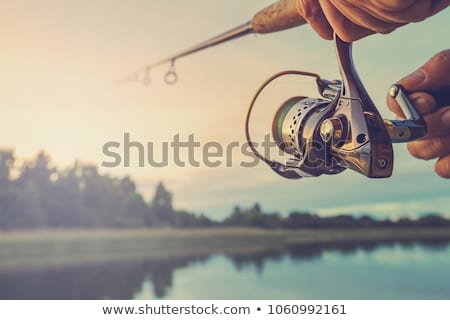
[1,0,449,219]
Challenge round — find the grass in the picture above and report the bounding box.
[1,227,450,270]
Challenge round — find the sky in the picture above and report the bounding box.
[1,0,449,220]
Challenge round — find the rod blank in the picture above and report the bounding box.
[146,22,254,71]
[123,0,307,84]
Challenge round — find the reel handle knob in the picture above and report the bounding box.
[384,84,427,143]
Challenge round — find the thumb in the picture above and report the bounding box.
[388,50,450,118]
[398,50,450,92]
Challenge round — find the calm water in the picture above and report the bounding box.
[1,240,450,299]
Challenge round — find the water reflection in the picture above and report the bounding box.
[226,239,450,275]
[1,239,449,300]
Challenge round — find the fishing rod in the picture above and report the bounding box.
[122,0,306,85]
[124,0,428,179]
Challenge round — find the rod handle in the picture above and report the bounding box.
[252,0,306,34]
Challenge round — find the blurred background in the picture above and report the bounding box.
[0,0,449,299]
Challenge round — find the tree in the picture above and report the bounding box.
[0,150,16,228]
[0,149,14,183]
[149,182,174,226]
[12,151,54,228]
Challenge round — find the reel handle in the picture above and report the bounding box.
[332,35,394,178]
[384,84,427,143]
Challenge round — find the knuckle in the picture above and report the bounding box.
[338,32,355,43]
[407,142,424,159]
[421,137,449,160]
[429,50,450,69]
[374,26,397,35]
[377,29,391,35]
[407,138,443,161]
[299,0,321,21]
[425,138,444,160]
[436,157,450,179]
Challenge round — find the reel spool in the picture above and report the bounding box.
[272,94,346,178]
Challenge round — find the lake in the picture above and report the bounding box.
[1,238,450,299]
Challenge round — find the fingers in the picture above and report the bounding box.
[436,155,450,179]
[421,105,450,138]
[329,0,405,34]
[397,50,450,92]
[346,0,450,24]
[408,134,450,160]
[296,0,374,42]
[407,104,450,179]
[387,92,437,119]
[297,0,334,40]
[319,0,375,41]
[371,0,417,12]
[297,0,450,42]
[387,50,450,119]
[431,0,450,16]
[400,120,450,181]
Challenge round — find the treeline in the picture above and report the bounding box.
[224,204,450,229]
[0,150,212,229]
[0,149,449,230]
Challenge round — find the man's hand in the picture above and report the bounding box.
[387,50,450,178]
[297,0,450,42]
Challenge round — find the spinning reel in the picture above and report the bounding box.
[245,35,427,179]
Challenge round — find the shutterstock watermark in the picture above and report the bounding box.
[101,133,283,169]
[101,132,337,169]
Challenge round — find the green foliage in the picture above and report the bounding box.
[223,204,283,229]
[0,149,214,229]
[0,150,135,228]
